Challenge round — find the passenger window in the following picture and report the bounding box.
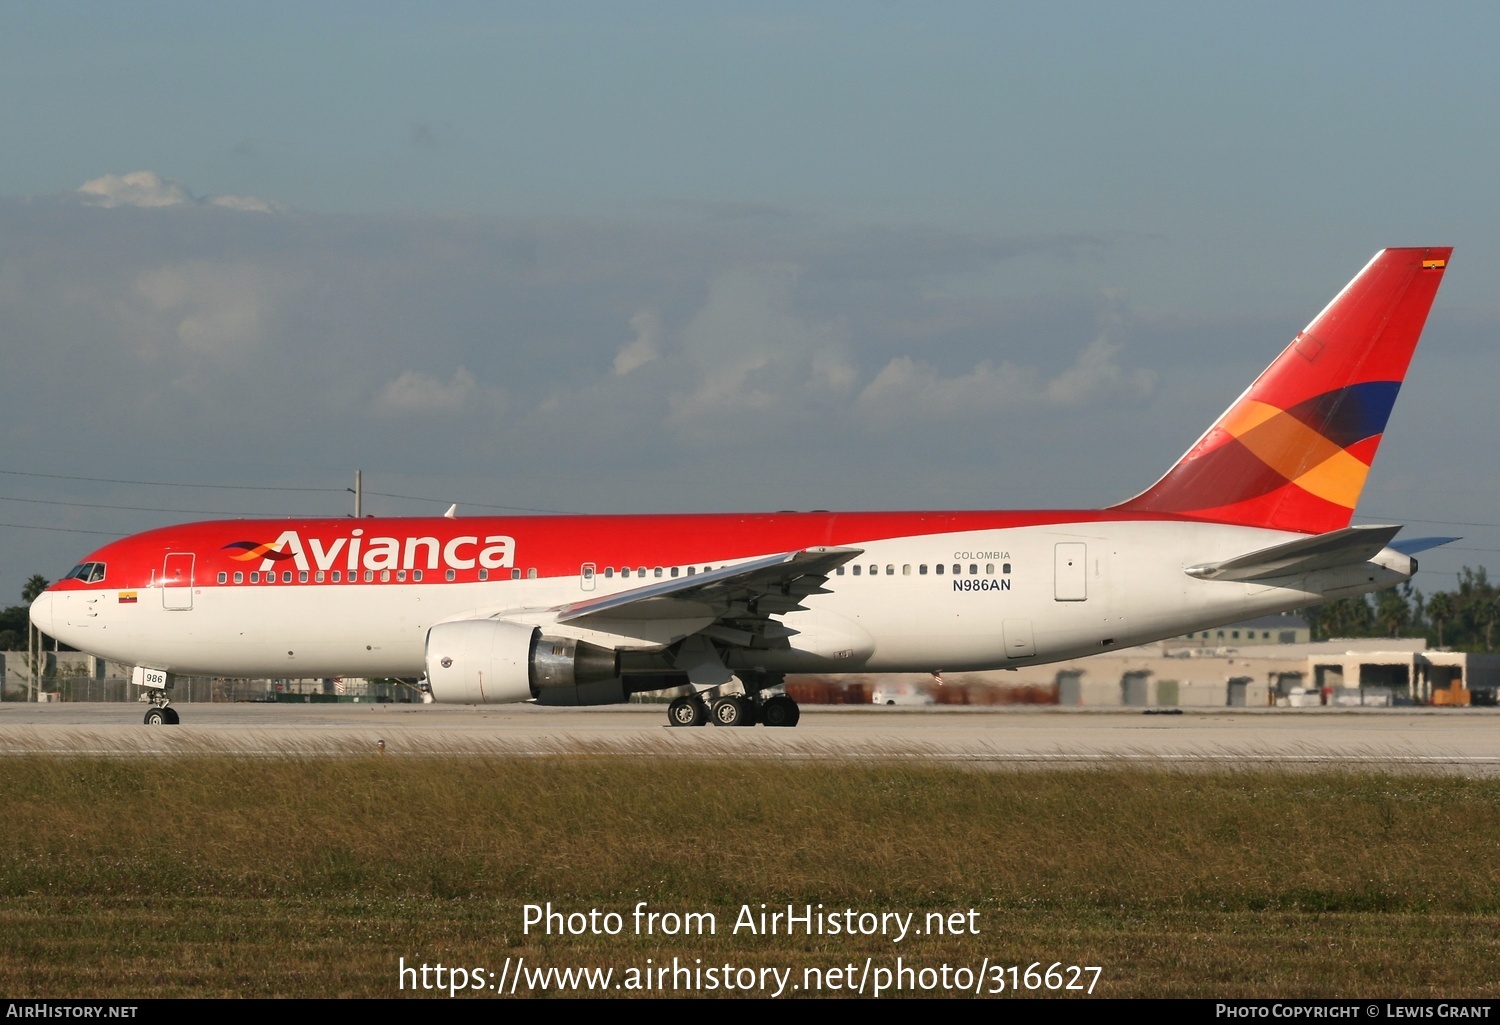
[869,565,877,576]
[364,570,374,582]
[478,569,488,581]
[919,565,927,575]
[397,570,406,582]
[952,564,960,575]
[903,565,911,575]
[853,565,861,576]
[217,572,227,584]
[654,567,663,578]
[445,569,455,582]
[234,572,243,584]
[886,565,895,575]
[250,572,259,583]
[527,568,537,579]
[604,567,614,578]
[985,564,994,575]
[511,569,521,580]
[332,571,342,583]
[671,567,679,578]
[687,567,697,576]
[315,571,325,583]
[299,571,309,583]
[970,564,977,575]
[835,566,844,575]
[413,570,422,582]
[282,571,292,583]
[935,564,944,575]
[1002,563,1011,574]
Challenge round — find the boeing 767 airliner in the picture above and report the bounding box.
[30,247,1453,727]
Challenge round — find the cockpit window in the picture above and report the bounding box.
[65,562,107,584]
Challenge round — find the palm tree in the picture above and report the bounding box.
[1427,591,1455,648]
[1377,587,1412,638]
[22,575,49,603]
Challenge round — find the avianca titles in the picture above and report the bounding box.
[30,247,1455,727]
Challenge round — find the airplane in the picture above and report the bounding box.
[29,247,1453,727]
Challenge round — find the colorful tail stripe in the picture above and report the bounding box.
[1116,248,1450,534]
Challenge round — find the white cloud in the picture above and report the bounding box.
[79,171,192,208]
[665,265,857,433]
[133,262,277,358]
[857,337,1154,426]
[1045,336,1156,406]
[613,310,661,375]
[375,367,483,413]
[78,170,282,213]
[209,194,280,214]
[857,356,1041,420]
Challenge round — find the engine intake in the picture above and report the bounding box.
[424,620,621,705]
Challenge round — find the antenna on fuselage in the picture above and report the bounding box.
[444,504,457,518]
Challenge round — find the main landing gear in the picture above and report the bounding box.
[666,692,800,728]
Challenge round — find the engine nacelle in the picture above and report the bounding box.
[424,620,621,705]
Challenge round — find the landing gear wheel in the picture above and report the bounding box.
[163,707,180,725]
[144,707,167,725]
[761,695,800,728]
[711,696,756,727]
[667,696,708,727]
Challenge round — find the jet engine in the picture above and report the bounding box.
[424,620,622,705]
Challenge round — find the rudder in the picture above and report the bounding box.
[1115,247,1451,534]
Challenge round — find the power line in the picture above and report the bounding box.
[0,469,343,493]
[363,492,567,513]
[0,495,293,517]
[0,470,566,514]
[0,522,127,538]
[1359,513,1500,529]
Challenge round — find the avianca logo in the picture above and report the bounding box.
[223,529,516,574]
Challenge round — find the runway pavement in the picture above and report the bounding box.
[3,701,1499,772]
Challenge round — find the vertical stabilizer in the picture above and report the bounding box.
[1114,247,1450,534]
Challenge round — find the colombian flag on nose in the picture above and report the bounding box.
[1118,248,1450,535]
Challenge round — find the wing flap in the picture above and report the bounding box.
[1185,524,1403,582]
[555,546,861,627]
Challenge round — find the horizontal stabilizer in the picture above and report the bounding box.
[1185,524,1402,582]
[1389,536,1459,556]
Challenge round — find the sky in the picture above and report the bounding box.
[3,1,1499,607]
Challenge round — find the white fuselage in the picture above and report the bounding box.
[34,520,1413,683]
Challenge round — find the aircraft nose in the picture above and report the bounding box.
[28,591,52,634]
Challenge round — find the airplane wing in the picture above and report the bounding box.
[1184,524,1403,582]
[555,547,862,640]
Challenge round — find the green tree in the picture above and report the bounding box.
[1427,591,1455,648]
[1313,595,1374,639]
[1376,585,1413,638]
[22,575,49,603]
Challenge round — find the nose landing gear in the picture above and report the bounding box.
[143,703,179,725]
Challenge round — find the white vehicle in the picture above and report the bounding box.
[871,685,936,707]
